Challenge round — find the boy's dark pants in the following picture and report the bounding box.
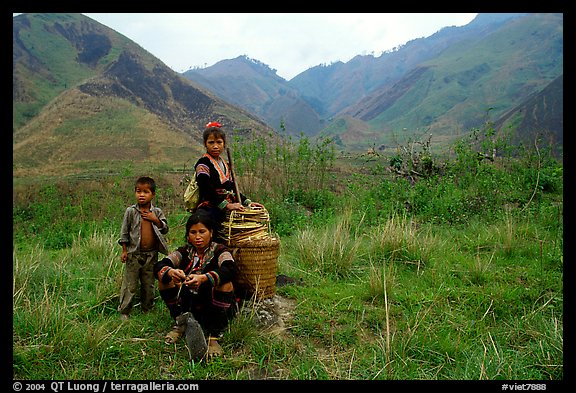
[118,250,158,315]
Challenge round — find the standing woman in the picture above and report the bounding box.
[154,210,238,360]
[194,121,263,234]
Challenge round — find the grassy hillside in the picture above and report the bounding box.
[13,133,563,381]
[13,13,275,178]
[13,88,202,178]
[13,13,134,130]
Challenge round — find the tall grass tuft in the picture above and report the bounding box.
[293,208,364,279]
[500,206,516,257]
[367,255,397,303]
[13,245,44,308]
[367,255,395,376]
[468,249,495,286]
[366,212,433,272]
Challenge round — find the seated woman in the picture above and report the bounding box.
[153,210,238,361]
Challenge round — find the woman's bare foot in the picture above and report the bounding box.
[206,337,223,358]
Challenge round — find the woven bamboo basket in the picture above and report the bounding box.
[231,237,280,300]
[220,208,279,300]
[219,207,272,244]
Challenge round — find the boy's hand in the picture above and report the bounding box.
[141,210,159,225]
[120,250,128,263]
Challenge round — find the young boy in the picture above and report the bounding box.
[117,176,169,320]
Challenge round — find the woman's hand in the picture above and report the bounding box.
[225,202,245,211]
[169,268,186,284]
[226,201,265,211]
[185,274,208,291]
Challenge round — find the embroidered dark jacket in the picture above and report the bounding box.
[153,242,237,290]
[194,154,248,210]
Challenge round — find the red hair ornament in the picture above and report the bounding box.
[205,121,222,128]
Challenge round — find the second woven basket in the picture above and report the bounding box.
[230,237,280,300]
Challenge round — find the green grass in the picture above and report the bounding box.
[12,195,562,380]
[13,135,563,380]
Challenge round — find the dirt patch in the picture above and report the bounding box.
[239,294,296,335]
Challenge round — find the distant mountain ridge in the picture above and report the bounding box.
[12,12,563,179]
[184,56,325,136]
[290,13,529,118]
[183,13,563,151]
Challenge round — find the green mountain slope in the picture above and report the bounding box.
[13,13,273,177]
[330,13,562,150]
[13,13,133,130]
[493,74,563,150]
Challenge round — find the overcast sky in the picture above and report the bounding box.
[15,13,478,80]
[82,13,480,80]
